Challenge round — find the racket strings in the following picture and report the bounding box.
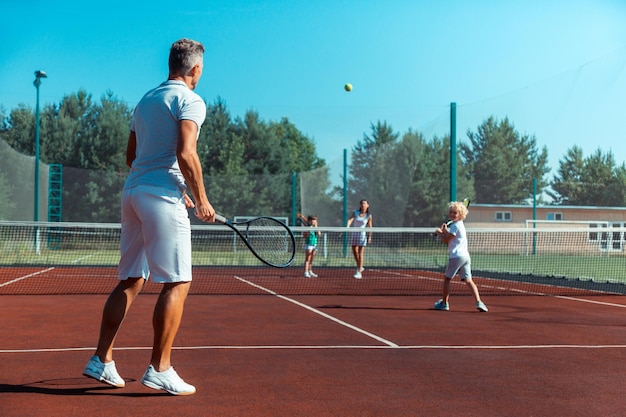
[244,217,295,266]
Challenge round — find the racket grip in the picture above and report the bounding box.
[214,214,227,224]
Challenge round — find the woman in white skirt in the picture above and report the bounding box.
[346,199,373,279]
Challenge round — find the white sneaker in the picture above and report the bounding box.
[141,365,196,396]
[476,301,489,312]
[83,355,125,387]
[309,271,318,277]
[304,271,311,278]
[353,271,362,279]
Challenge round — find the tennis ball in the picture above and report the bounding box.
[344,83,352,92]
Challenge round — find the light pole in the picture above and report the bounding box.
[33,70,47,254]
[33,70,47,223]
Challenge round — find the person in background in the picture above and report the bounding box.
[83,38,215,396]
[346,199,373,279]
[434,201,488,312]
[302,215,321,278]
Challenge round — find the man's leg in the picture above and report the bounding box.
[84,277,144,387]
[140,281,196,395]
[150,281,191,371]
[95,277,144,362]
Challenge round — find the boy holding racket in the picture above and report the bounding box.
[302,215,321,277]
[434,201,488,312]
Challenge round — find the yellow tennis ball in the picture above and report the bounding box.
[344,83,353,92]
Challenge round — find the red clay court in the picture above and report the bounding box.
[2,265,626,417]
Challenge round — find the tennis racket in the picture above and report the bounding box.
[214,214,296,268]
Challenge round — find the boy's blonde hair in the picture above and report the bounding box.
[448,201,468,220]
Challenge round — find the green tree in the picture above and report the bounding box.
[200,99,255,220]
[582,150,626,206]
[0,92,328,223]
[44,90,94,167]
[461,116,549,204]
[347,121,400,226]
[78,91,130,170]
[395,130,437,227]
[401,133,473,227]
[50,91,131,222]
[346,122,476,227]
[547,146,585,205]
[1,104,36,154]
[549,147,626,207]
[200,97,236,173]
[200,100,323,220]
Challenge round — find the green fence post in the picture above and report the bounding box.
[450,102,457,202]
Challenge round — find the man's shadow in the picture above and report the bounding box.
[0,378,169,397]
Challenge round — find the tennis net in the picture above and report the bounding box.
[1,221,625,296]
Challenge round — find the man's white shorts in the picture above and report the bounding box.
[118,185,192,283]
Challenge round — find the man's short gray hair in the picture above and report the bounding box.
[168,38,204,76]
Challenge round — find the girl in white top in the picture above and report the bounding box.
[346,199,373,279]
[434,201,488,312]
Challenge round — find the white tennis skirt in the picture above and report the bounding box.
[349,230,367,247]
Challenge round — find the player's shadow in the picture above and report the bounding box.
[0,378,169,397]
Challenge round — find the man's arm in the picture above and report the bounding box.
[176,120,215,222]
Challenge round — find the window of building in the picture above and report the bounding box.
[495,211,512,222]
[588,223,604,242]
[611,222,625,251]
[546,212,563,221]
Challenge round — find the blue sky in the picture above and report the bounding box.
[1,0,625,175]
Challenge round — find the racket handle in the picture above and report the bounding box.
[214,214,227,224]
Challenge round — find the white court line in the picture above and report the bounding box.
[380,269,626,302]
[554,295,626,308]
[3,344,626,354]
[233,275,400,348]
[0,267,55,288]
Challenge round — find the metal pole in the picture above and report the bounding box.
[532,178,537,255]
[34,79,41,222]
[342,148,348,257]
[450,102,457,202]
[291,171,297,226]
[33,70,46,254]
[33,70,47,222]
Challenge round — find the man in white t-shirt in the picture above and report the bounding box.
[84,38,215,396]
